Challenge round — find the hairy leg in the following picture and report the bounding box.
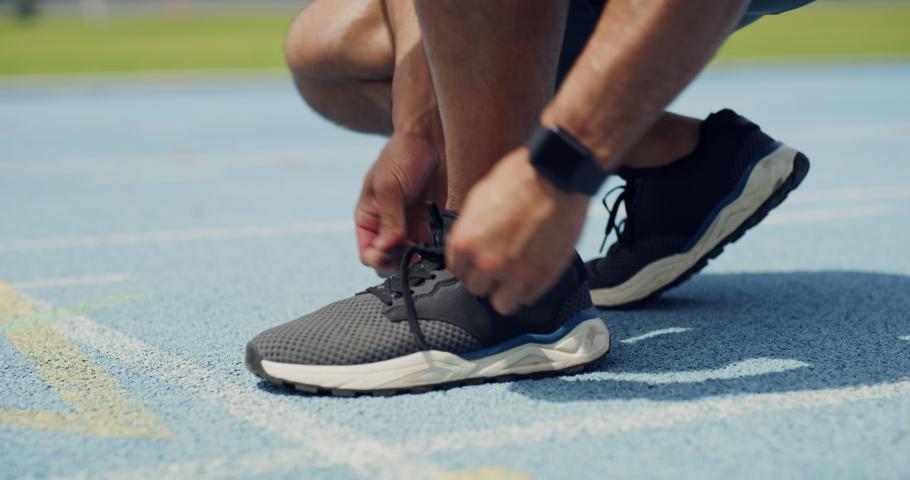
[415,0,568,212]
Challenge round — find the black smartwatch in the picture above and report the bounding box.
[526,124,609,196]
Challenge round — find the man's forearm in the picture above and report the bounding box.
[540,0,749,172]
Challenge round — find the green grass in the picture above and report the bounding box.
[0,15,293,74]
[0,4,909,75]
[718,4,910,60]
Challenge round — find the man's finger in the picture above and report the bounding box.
[490,279,526,316]
[445,234,467,279]
[464,264,495,297]
[355,215,379,255]
[373,183,408,252]
[519,272,563,308]
[359,245,399,276]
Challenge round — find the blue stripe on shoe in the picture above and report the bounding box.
[679,141,784,254]
[458,307,602,361]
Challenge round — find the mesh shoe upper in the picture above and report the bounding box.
[250,293,484,366]
[249,205,595,367]
[593,234,690,288]
[587,109,776,290]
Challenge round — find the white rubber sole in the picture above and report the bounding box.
[259,317,610,392]
[590,144,799,307]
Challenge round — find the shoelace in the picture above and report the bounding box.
[365,203,447,351]
[599,185,629,253]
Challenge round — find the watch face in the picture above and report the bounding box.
[531,128,584,176]
[528,124,607,195]
[542,146,581,178]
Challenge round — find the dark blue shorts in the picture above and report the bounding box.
[557,0,817,86]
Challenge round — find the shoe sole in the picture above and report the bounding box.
[591,142,810,308]
[246,310,610,397]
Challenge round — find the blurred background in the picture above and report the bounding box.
[1,0,909,75]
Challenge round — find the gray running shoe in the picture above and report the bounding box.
[246,203,610,396]
[586,109,810,308]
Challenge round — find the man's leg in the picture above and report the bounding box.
[414,0,568,212]
[286,0,451,275]
[285,0,698,173]
[284,0,814,176]
[285,0,394,135]
[583,0,815,307]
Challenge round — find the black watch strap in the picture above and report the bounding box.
[526,124,609,196]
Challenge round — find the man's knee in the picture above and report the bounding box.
[284,0,394,83]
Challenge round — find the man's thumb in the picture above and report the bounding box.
[373,190,407,251]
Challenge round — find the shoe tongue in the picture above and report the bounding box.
[424,201,458,247]
[435,210,458,247]
[441,210,458,230]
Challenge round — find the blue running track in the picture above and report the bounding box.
[2,63,909,480]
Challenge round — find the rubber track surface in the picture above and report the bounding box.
[601,152,811,310]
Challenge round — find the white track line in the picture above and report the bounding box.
[621,327,692,344]
[900,336,910,341]
[0,147,379,178]
[11,274,136,289]
[787,185,910,205]
[0,222,351,252]
[398,376,910,455]
[800,120,910,143]
[565,358,809,384]
[762,204,898,226]
[51,448,331,480]
[60,373,910,479]
[7,187,902,253]
[48,318,909,479]
[56,316,437,480]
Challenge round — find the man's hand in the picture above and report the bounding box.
[355,132,446,276]
[446,148,589,315]
[353,0,448,277]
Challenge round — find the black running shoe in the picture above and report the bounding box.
[246,203,610,396]
[586,109,810,308]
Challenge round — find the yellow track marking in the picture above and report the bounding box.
[0,294,144,336]
[0,279,172,439]
[0,279,36,319]
[436,465,535,480]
